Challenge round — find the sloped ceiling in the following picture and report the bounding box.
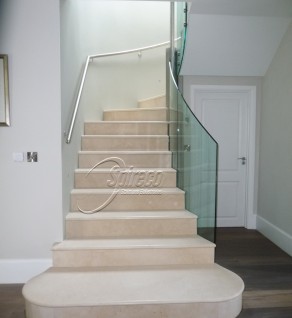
[180,0,292,76]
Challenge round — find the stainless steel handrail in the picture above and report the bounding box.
[65,40,173,144]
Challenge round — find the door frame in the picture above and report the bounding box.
[190,85,257,229]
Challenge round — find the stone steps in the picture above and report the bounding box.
[23,95,244,318]
[78,150,172,168]
[74,167,177,189]
[103,107,168,121]
[81,135,169,151]
[84,121,168,135]
[23,264,244,318]
[71,188,185,213]
[138,95,166,108]
[52,236,215,267]
[65,210,197,239]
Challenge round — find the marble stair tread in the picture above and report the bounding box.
[78,150,172,159]
[103,108,168,121]
[65,210,197,239]
[78,151,172,168]
[82,134,169,137]
[52,236,214,250]
[52,237,214,267]
[71,187,184,195]
[66,210,197,220]
[71,187,185,212]
[84,121,168,135]
[81,134,168,138]
[138,95,166,108]
[74,167,177,173]
[85,120,168,123]
[78,150,172,154]
[74,167,176,188]
[104,107,167,111]
[81,135,169,151]
[23,264,244,307]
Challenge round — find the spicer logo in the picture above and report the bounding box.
[77,157,163,214]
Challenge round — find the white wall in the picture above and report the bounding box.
[61,0,170,217]
[180,14,291,76]
[61,0,170,123]
[257,21,292,256]
[61,0,86,221]
[0,0,63,283]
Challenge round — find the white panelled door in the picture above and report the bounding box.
[191,86,256,227]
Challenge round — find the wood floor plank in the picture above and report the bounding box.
[243,290,292,309]
[0,284,25,318]
[218,264,292,291]
[238,307,292,318]
[215,227,292,317]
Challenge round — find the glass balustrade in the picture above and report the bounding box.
[168,3,218,242]
[169,64,218,242]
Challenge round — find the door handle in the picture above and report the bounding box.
[238,157,246,165]
[184,144,191,152]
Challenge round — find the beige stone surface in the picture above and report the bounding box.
[138,95,166,108]
[78,151,172,168]
[85,121,168,135]
[81,135,169,151]
[52,236,215,267]
[66,210,197,238]
[23,264,243,317]
[74,168,177,189]
[103,108,168,121]
[71,188,185,212]
[26,300,242,318]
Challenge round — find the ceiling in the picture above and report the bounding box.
[181,0,292,76]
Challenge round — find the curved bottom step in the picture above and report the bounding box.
[23,263,244,318]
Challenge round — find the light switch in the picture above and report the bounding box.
[13,152,24,162]
[27,152,38,162]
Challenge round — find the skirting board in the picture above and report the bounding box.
[257,215,292,257]
[0,259,52,284]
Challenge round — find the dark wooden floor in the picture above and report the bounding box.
[215,227,292,317]
[0,228,291,318]
[0,284,24,318]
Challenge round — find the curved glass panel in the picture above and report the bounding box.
[169,63,218,242]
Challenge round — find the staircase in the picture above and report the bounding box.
[23,96,244,318]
